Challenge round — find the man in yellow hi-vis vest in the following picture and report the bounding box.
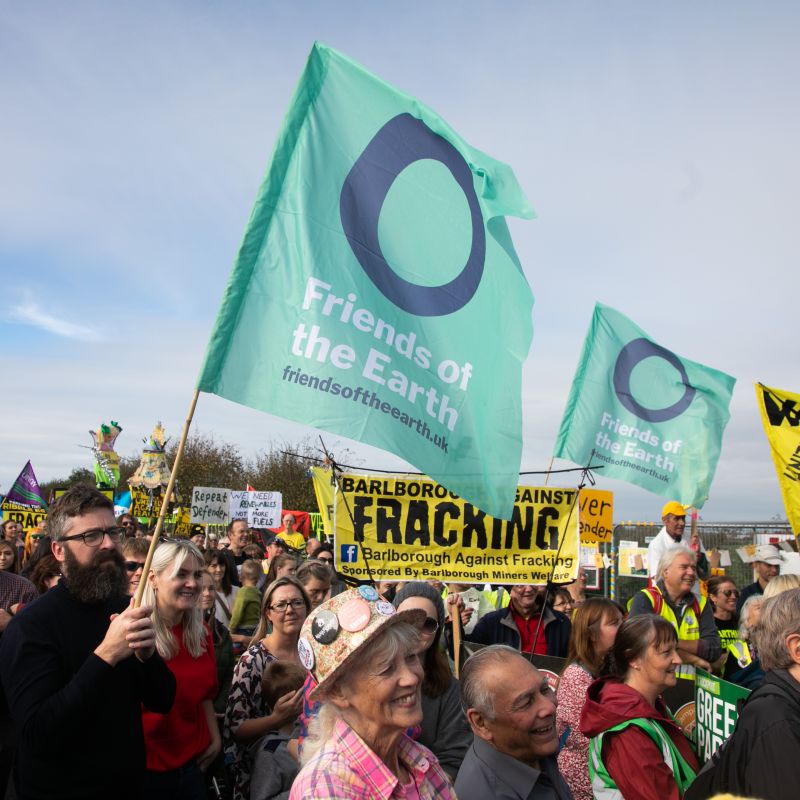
[629,544,722,680]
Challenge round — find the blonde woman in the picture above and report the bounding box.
[140,540,220,799]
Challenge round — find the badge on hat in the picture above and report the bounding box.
[358,585,379,601]
[312,610,341,644]
[338,598,371,632]
[298,637,315,670]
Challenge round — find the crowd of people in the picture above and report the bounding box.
[1,493,799,800]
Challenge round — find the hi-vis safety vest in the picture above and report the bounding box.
[588,717,697,800]
[717,626,753,670]
[635,586,707,680]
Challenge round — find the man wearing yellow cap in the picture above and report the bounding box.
[647,501,707,587]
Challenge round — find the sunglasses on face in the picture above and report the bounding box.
[125,560,146,573]
[421,617,439,635]
[720,589,739,597]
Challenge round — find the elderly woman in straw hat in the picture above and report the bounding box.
[289,587,458,800]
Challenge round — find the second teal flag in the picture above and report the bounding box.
[554,303,735,507]
[197,43,534,519]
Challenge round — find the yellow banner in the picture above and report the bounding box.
[311,468,579,584]
[756,383,800,535]
[1,501,47,531]
[579,489,614,544]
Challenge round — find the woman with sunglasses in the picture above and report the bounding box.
[224,576,310,800]
[707,575,759,687]
[392,581,471,781]
[121,537,149,596]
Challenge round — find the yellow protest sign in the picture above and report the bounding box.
[311,468,579,584]
[756,383,800,535]
[579,489,614,544]
[311,467,336,538]
[173,508,192,537]
[1,501,47,531]
[130,488,163,520]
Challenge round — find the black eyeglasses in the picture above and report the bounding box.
[124,560,146,573]
[58,527,124,547]
[721,589,739,597]
[270,599,307,613]
[422,617,439,634]
[317,556,334,563]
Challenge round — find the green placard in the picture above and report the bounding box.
[695,668,750,762]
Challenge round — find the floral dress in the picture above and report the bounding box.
[556,661,594,800]
[223,641,276,800]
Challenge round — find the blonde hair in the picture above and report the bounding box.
[762,573,800,599]
[140,540,207,660]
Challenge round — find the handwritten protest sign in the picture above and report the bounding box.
[229,491,282,528]
[191,487,230,524]
[579,489,614,544]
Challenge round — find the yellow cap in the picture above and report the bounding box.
[661,501,686,518]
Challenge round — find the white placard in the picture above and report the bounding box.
[229,491,282,528]
[191,487,230,524]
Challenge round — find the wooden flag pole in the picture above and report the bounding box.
[133,389,200,608]
[451,597,462,679]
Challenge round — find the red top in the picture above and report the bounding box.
[142,622,217,771]
[580,676,700,800]
[510,607,548,654]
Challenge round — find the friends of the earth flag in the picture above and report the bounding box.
[553,304,735,507]
[197,43,534,519]
[4,461,48,510]
[756,383,800,535]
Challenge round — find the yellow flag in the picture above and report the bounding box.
[756,383,800,535]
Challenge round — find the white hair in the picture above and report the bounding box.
[657,544,696,580]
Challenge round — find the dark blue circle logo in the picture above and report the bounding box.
[340,113,485,317]
[613,338,696,422]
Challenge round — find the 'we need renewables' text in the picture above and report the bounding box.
[281,365,449,453]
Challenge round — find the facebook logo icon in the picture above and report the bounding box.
[339,544,359,563]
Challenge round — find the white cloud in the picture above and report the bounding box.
[7,301,101,342]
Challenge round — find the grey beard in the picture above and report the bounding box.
[62,546,129,604]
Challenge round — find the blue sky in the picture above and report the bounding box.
[1,2,798,522]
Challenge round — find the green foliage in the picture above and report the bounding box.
[39,467,96,501]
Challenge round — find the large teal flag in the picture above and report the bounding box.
[554,303,735,507]
[197,43,534,519]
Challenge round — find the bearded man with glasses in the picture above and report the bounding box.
[0,484,175,800]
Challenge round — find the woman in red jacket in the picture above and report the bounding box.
[580,614,699,800]
[140,539,220,799]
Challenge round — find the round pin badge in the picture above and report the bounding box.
[297,637,315,671]
[312,610,340,644]
[358,585,379,601]
[375,600,396,617]
[338,598,371,632]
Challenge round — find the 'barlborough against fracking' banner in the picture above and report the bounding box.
[311,468,579,583]
[554,303,736,508]
[196,43,534,520]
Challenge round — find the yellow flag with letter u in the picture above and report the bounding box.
[756,383,800,535]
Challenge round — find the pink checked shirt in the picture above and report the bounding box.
[289,717,457,800]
